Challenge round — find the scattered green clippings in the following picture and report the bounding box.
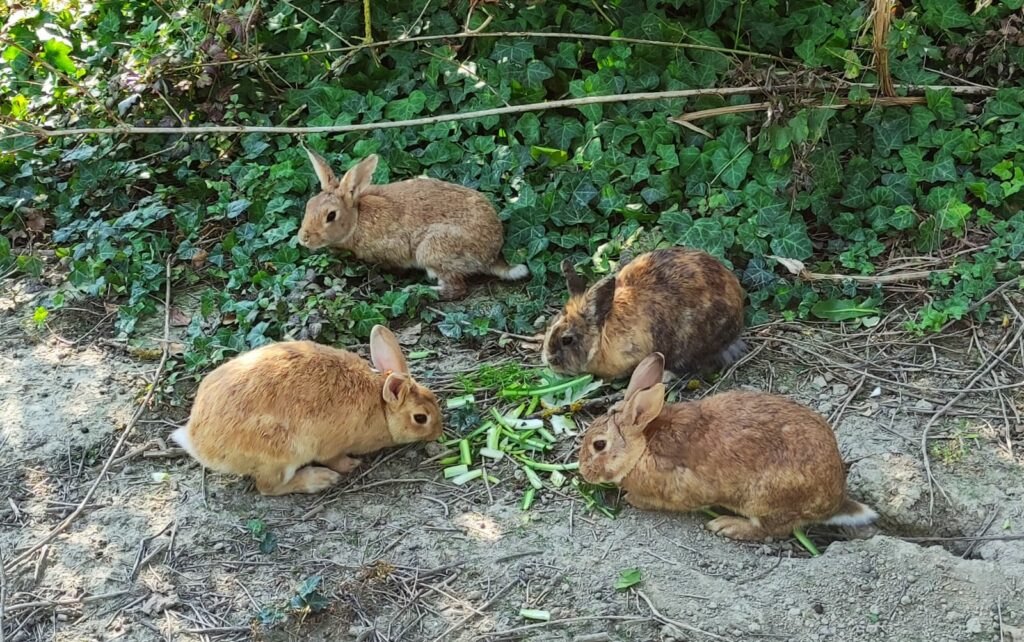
[478,447,505,460]
[793,527,822,557]
[549,470,566,488]
[615,568,643,591]
[521,487,537,510]
[519,608,550,621]
[450,469,483,485]
[443,464,469,479]
[523,466,544,490]
[458,439,472,466]
[446,394,475,410]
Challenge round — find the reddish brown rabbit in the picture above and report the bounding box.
[578,353,877,541]
[542,247,745,380]
[298,149,528,300]
[172,325,442,496]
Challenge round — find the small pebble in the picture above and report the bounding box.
[965,617,982,634]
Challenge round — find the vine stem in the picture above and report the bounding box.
[10,83,997,140]
[2,257,174,574]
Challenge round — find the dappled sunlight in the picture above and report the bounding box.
[454,511,504,542]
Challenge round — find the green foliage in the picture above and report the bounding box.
[246,518,278,554]
[3,0,1024,370]
[615,568,643,591]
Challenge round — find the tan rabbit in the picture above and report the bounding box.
[297,149,528,300]
[542,247,746,380]
[578,353,877,541]
[171,325,442,496]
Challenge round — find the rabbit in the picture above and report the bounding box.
[578,353,877,541]
[171,325,443,496]
[542,247,746,381]
[297,148,529,300]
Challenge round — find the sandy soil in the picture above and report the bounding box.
[2,275,1023,642]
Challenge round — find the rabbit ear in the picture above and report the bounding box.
[382,372,411,405]
[370,325,409,374]
[587,275,616,324]
[561,259,587,296]
[338,154,379,208]
[625,353,665,399]
[305,146,338,190]
[621,383,665,432]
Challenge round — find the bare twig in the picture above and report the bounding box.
[636,591,729,641]
[0,546,6,642]
[3,257,174,573]
[428,578,519,642]
[920,319,1024,517]
[480,616,652,639]
[872,0,896,96]
[18,83,999,139]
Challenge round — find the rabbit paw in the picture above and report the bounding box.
[257,466,342,496]
[324,454,362,475]
[707,516,766,541]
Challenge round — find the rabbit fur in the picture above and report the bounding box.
[298,149,528,300]
[172,325,442,496]
[578,353,877,541]
[543,247,746,380]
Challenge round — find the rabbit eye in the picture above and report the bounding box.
[326,211,337,223]
[560,334,574,347]
[593,439,607,452]
[414,413,428,424]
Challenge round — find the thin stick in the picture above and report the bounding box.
[18,83,997,139]
[480,615,651,639]
[428,578,518,642]
[636,591,729,641]
[25,86,765,138]
[920,319,1024,517]
[3,257,174,573]
[670,96,924,125]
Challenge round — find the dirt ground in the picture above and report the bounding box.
[2,273,1024,642]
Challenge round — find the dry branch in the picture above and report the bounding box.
[873,0,896,97]
[9,83,997,140]
[670,95,925,127]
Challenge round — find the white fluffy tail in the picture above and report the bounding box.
[493,262,529,281]
[170,425,197,459]
[824,498,878,527]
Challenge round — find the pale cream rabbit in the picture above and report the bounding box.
[172,325,442,495]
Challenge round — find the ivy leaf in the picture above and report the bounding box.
[704,0,729,25]
[769,222,813,260]
[492,40,534,66]
[42,38,78,75]
[921,0,972,29]
[524,60,553,86]
[546,117,584,150]
[385,90,427,120]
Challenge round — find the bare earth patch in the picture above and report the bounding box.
[2,281,1023,642]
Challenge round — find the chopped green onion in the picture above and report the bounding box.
[520,488,537,511]
[479,447,505,460]
[486,425,500,451]
[446,394,475,409]
[502,375,593,399]
[519,608,549,621]
[443,464,469,479]
[549,470,566,488]
[508,418,544,430]
[525,395,540,415]
[407,350,431,360]
[438,455,461,466]
[459,439,472,466]
[450,469,483,485]
[520,458,579,472]
[523,466,544,490]
[464,420,494,441]
[486,474,501,484]
[793,527,821,557]
[536,427,557,443]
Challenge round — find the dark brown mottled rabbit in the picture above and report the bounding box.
[542,247,746,380]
